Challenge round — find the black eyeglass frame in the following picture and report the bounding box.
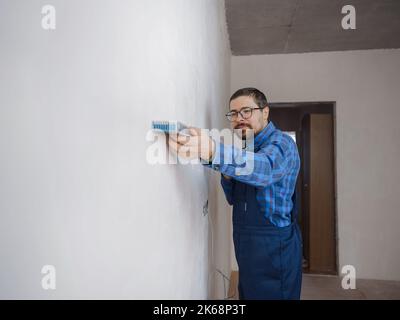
[225,106,265,122]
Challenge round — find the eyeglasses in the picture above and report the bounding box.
[225,106,264,122]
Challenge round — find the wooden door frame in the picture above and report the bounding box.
[269,101,338,275]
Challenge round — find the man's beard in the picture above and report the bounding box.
[235,125,252,140]
[234,126,254,151]
[240,129,248,140]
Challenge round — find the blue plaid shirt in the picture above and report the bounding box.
[204,121,300,227]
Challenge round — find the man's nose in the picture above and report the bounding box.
[233,119,244,127]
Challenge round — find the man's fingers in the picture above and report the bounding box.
[176,134,191,144]
[169,133,190,147]
[169,138,196,156]
[178,145,200,159]
[168,137,180,152]
[189,127,200,136]
[167,127,205,160]
[168,133,179,142]
[170,128,202,145]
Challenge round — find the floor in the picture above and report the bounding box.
[227,271,400,299]
[301,274,400,300]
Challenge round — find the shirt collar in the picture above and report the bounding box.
[254,121,275,149]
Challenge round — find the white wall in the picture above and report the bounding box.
[231,49,400,281]
[0,0,231,298]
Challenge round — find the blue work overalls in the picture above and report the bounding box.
[232,180,303,300]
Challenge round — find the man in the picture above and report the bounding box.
[168,87,302,300]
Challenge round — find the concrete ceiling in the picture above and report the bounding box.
[225,0,400,55]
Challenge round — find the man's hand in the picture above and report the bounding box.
[168,127,215,162]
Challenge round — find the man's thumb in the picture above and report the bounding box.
[189,127,200,136]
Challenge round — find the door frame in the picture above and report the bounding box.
[269,101,338,275]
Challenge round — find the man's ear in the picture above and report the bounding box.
[263,106,270,122]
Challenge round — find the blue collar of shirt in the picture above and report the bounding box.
[253,121,276,150]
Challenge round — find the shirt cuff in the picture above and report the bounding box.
[221,173,233,186]
[200,139,221,168]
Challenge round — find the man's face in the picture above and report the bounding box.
[229,95,269,140]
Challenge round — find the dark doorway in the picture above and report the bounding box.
[269,102,337,275]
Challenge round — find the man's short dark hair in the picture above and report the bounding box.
[229,87,268,109]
